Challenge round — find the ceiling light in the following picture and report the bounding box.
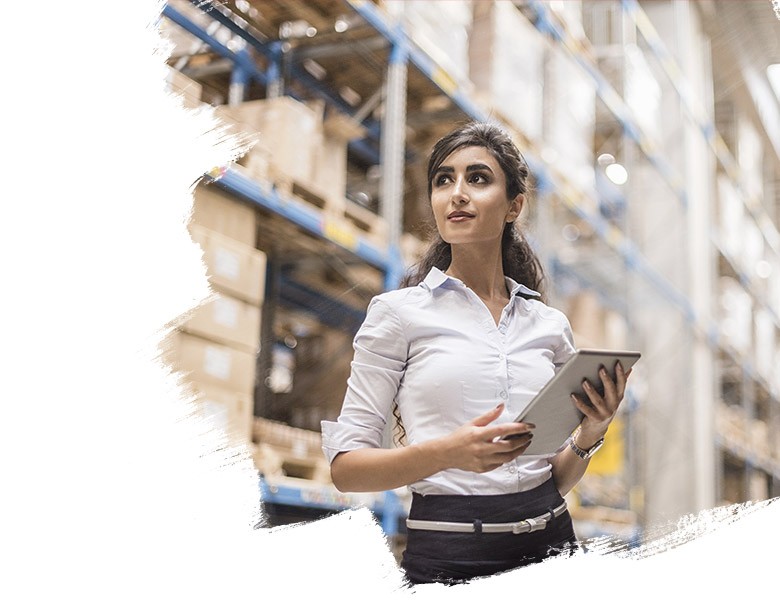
[306,26,317,37]
[597,153,615,166]
[335,18,349,33]
[235,0,250,13]
[605,163,628,185]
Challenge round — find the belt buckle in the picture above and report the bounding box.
[512,517,547,534]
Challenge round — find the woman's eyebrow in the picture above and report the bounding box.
[435,163,494,174]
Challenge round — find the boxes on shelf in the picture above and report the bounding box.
[753,308,776,382]
[189,224,267,306]
[180,292,261,354]
[191,183,257,247]
[165,65,202,110]
[469,0,546,142]
[252,417,330,483]
[717,276,753,356]
[568,290,629,349]
[216,96,322,185]
[545,45,597,193]
[749,419,771,461]
[401,0,473,87]
[310,133,347,215]
[717,174,744,258]
[163,330,257,397]
[186,381,254,444]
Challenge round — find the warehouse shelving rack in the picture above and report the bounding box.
[162,0,779,535]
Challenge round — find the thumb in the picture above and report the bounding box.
[471,403,505,427]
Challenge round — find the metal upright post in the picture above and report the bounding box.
[380,36,408,291]
[228,48,251,106]
[266,41,284,99]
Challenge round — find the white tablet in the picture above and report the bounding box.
[508,349,641,456]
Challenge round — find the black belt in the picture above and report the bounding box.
[406,501,567,534]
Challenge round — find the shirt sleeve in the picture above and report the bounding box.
[552,312,577,371]
[320,297,408,464]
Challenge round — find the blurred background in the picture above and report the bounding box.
[159,0,780,559]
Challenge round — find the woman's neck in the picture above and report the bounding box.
[445,243,508,300]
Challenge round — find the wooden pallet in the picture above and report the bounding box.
[343,200,388,247]
[252,442,331,484]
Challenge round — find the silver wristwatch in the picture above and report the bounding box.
[569,434,605,459]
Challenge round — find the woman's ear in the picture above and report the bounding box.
[506,194,524,222]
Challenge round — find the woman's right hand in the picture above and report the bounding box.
[438,403,535,473]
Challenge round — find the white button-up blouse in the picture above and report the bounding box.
[321,267,577,496]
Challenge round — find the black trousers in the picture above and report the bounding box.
[401,477,578,585]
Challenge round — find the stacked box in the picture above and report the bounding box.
[717,174,743,258]
[402,0,473,87]
[191,183,256,246]
[310,135,346,211]
[216,96,322,185]
[165,190,268,445]
[567,290,607,348]
[181,293,261,354]
[469,0,546,142]
[188,224,266,306]
[718,276,753,356]
[753,309,775,383]
[165,66,202,110]
[546,45,597,193]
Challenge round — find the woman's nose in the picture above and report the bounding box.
[451,177,469,203]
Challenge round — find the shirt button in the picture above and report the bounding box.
[498,353,505,360]
[499,390,507,399]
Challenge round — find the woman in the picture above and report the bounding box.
[320,122,631,585]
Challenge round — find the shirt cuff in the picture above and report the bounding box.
[320,420,384,464]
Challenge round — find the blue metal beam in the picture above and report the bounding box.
[187,0,385,163]
[207,166,389,271]
[279,276,367,334]
[161,4,267,84]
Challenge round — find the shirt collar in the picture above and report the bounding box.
[423,267,541,298]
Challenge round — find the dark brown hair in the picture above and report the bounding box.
[399,121,546,298]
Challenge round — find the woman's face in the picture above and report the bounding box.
[430,145,521,246]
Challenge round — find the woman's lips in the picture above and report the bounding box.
[448,214,474,222]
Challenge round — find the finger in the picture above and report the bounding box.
[581,379,608,417]
[616,362,628,397]
[494,436,534,461]
[571,392,601,421]
[487,421,536,441]
[490,433,533,453]
[471,403,505,427]
[598,366,619,413]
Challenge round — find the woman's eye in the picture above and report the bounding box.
[435,175,451,186]
[470,173,487,184]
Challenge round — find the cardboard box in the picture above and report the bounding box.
[188,381,254,444]
[310,135,347,212]
[191,183,257,246]
[189,224,266,306]
[165,66,202,110]
[181,292,261,353]
[216,96,322,184]
[469,1,546,141]
[163,331,257,397]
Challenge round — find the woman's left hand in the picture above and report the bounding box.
[571,361,632,448]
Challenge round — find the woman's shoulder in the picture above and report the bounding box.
[521,297,572,328]
[371,283,429,310]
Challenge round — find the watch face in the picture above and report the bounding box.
[585,439,605,458]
